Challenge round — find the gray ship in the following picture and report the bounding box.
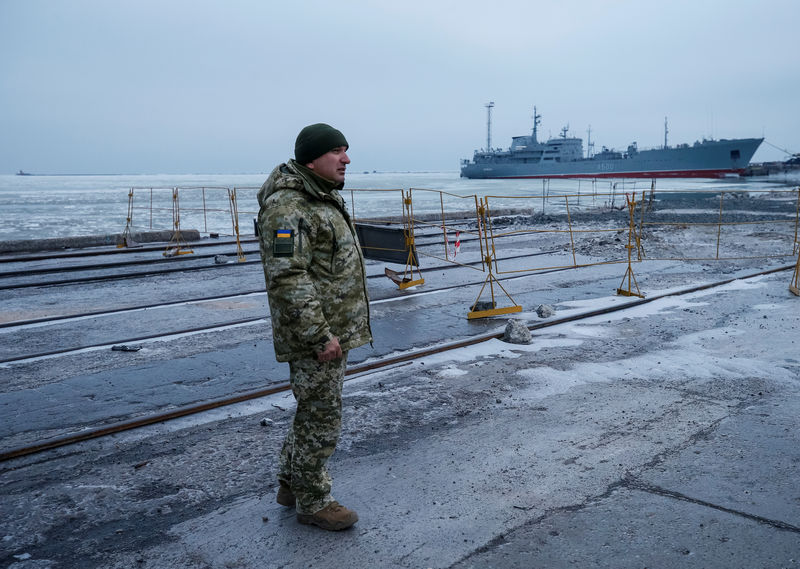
[460,105,763,179]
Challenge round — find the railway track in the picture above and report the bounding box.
[0,230,488,290]
[0,261,565,364]
[0,235,563,347]
[1,263,793,464]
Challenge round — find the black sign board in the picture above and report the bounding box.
[355,223,418,266]
[255,219,417,266]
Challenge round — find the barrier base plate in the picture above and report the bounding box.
[398,278,424,290]
[617,288,645,298]
[467,305,522,320]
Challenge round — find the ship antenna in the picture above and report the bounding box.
[664,116,668,149]
[532,106,541,144]
[485,102,495,150]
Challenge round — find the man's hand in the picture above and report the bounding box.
[317,336,342,362]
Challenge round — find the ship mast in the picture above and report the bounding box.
[664,116,669,149]
[485,101,494,150]
[531,106,541,144]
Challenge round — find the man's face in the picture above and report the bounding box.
[307,146,350,183]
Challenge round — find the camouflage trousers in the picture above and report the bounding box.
[278,351,348,514]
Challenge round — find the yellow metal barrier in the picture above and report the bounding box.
[639,188,800,263]
[228,188,246,262]
[164,188,194,257]
[468,198,522,319]
[395,192,425,288]
[482,191,629,276]
[344,188,424,289]
[478,185,799,315]
[791,242,800,296]
[118,188,139,248]
[118,181,799,316]
[118,185,256,260]
[617,193,644,298]
[118,186,177,248]
[407,187,484,272]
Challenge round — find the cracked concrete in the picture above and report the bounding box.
[2,265,799,568]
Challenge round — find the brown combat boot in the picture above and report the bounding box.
[276,482,295,507]
[296,501,359,531]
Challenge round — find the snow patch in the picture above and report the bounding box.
[437,366,469,378]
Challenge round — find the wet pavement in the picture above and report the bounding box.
[1,216,799,568]
[0,242,709,451]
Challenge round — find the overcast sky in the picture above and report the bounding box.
[1,0,798,174]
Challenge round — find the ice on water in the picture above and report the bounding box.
[0,172,794,241]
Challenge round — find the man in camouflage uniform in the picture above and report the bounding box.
[257,123,372,531]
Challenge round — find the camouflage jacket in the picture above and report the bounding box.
[257,160,372,362]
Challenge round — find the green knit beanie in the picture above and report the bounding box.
[294,123,349,165]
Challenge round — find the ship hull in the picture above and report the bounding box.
[472,168,746,180]
[461,137,764,180]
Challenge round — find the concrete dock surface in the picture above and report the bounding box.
[2,263,799,568]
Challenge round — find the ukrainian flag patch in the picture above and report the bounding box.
[273,229,294,256]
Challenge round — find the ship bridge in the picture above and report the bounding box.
[542,137,583,162]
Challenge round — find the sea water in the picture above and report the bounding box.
[0,171,795,242]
